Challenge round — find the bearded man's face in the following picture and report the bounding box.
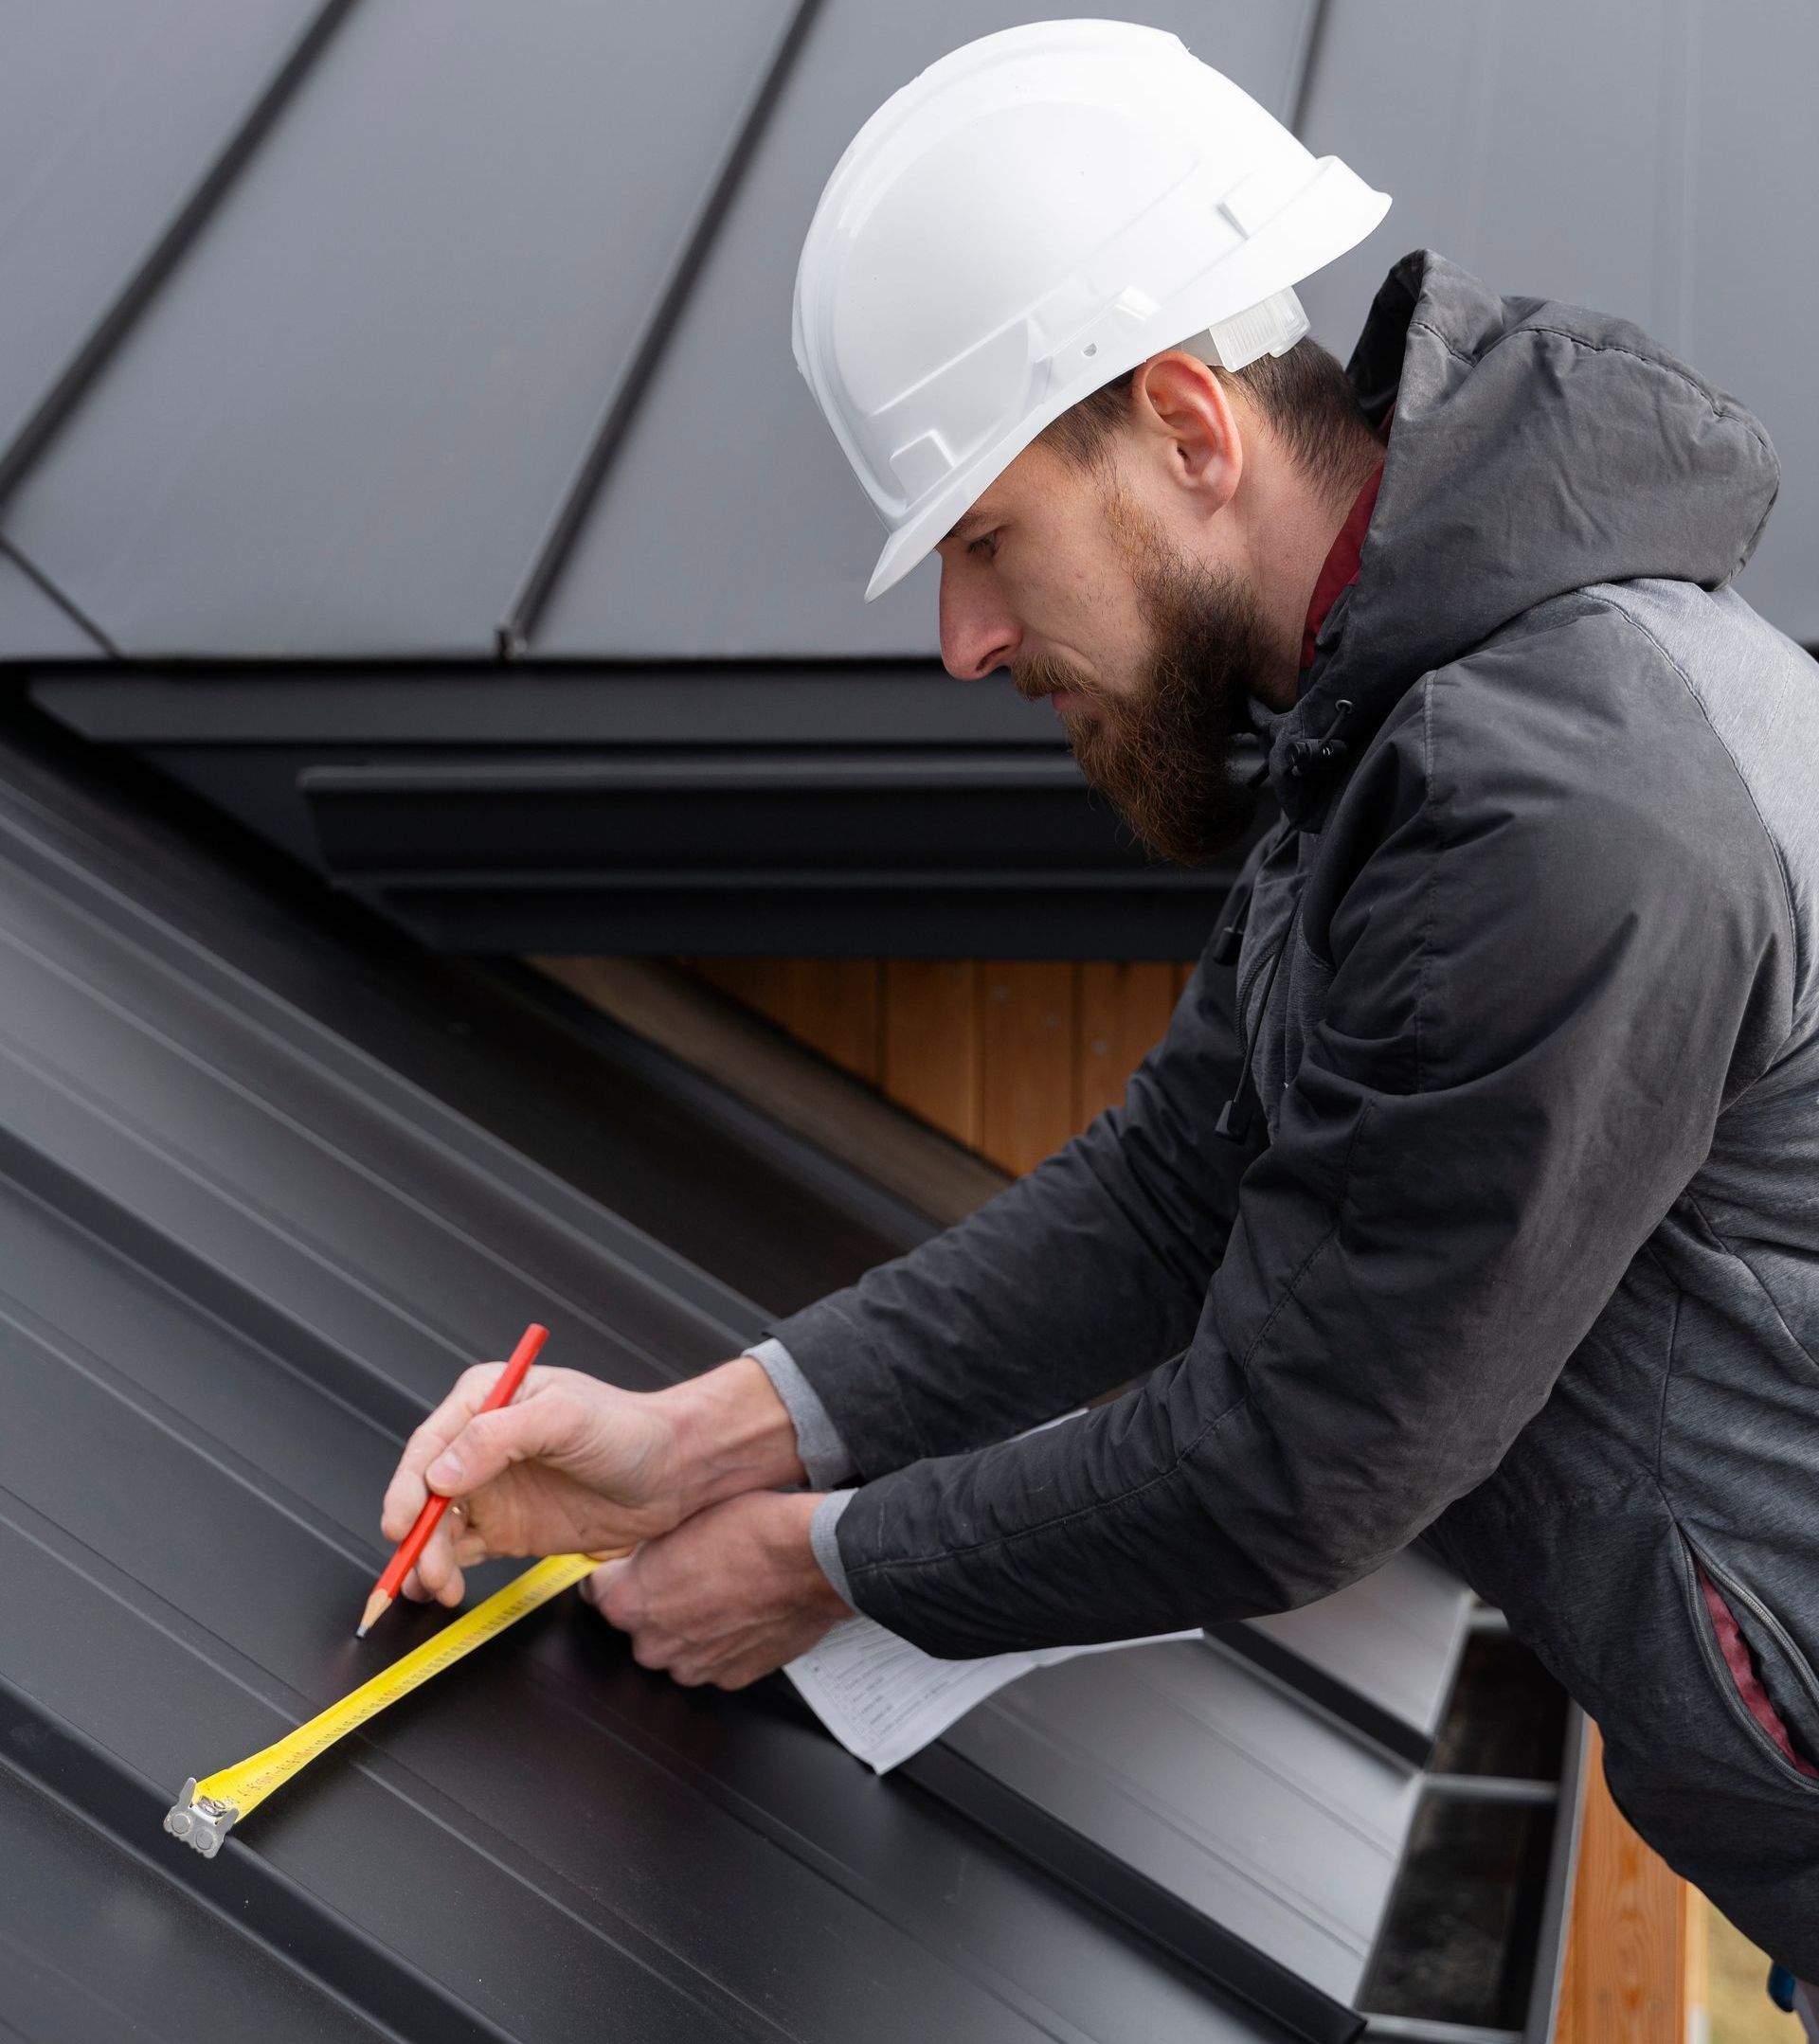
[935,436,1268,867]
[1010,481,1266,864]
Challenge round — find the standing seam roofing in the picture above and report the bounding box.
[0,0,1810,661]
[0,720,1580,2041]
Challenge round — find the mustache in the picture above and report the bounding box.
[1012,654,1104,705]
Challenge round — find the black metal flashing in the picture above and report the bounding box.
[1216,1546,1476,1767]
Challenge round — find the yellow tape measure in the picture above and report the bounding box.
[164,1551,605,1856]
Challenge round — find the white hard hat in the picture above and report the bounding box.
[792,19,1392,601]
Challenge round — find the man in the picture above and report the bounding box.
[382,22,1819,1992]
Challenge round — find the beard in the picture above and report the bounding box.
[1014,488,1268,866]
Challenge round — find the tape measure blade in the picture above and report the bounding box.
[188,1551,604,1820]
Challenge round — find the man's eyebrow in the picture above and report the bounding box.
[943,510,995,545]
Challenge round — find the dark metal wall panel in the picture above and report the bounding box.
[1297,0,1819,646]
[0,0,316,467]
[943,1642,1419,2008]
[0,1366,1108,2043]
[0,0,797,659]
[530,0,1322,659]
[0,823,765,1406]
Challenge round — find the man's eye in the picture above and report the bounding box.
[967,530,1000,559]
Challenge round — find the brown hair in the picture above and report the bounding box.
[1040,335,1381,508]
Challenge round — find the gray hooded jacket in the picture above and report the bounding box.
[760,249,1819,1965]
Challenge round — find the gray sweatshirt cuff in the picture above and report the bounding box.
[809,1490,856,1610]
[743,1336,855,1490]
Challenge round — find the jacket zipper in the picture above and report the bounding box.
[1216,892,1304,1145]
[1679,1526,1819,1794]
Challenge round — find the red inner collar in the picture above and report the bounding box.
[1299,400,1395,675]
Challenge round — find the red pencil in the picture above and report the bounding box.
[356,1322,549,1638]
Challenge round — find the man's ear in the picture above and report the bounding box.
[1127,351,1244,512]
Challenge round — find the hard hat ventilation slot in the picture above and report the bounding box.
[1184,288,1311,373]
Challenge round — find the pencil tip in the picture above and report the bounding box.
[354,1623,369,1639]
[357,1587,392,1638]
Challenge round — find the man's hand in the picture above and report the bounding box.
[580,1490,851,1690]
[380,1354,804,1607]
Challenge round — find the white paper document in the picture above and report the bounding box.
[786,1614,1201,1774]
[785,1406,1196,1773]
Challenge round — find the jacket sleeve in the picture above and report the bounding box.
[828,652,1796,1656]
[753,849,1272,1479]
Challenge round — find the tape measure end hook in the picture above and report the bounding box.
[164,1779,237,1857]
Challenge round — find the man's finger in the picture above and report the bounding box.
[423,1389,584,1499]
[381,1362,561,1537]
[410,1518,461,1599]
[381,1362,510,1537]
[593,1557,645,1633]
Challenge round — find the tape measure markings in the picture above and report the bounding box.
[165,1551,606,1854]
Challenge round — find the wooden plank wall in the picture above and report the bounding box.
[680,958,1194,1177]
[1556,1724,1702,2044]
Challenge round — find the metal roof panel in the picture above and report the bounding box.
[1297,0,1819,642]
[0,725,1421,2040]
[531,0,1323,659]
[0,547,107,659]
[1,0,798,658]
[0,0,317,470]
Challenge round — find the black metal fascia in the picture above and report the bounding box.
[334,871,1241,960]
[295,747,1252,956]
[26,668,1266,959]
[27,663,1068,745]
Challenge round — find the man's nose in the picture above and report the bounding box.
[938,568,1021,681]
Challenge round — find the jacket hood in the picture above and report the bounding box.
[1256,248,1781,819]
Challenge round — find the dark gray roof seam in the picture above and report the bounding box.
[499,0,826,658]
[0,0,360,514]
[0,538,116,661]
